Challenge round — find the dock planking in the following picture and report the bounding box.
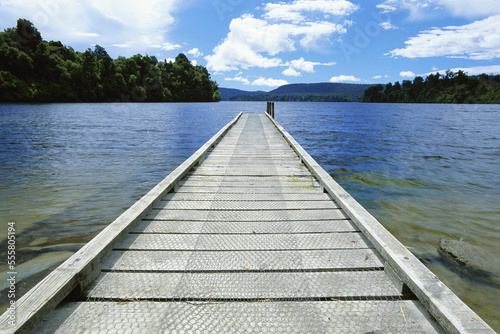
[1,112,494,333]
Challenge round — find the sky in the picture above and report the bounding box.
[1,0,500,91]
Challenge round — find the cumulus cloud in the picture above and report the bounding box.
[252,77,289,87]
[380,20,397,30]
[289,57,336,72]
[225,75,289,87]
[187,48,203,58]
[206,0,357,72]
[376,2,397,13]
[400,71,416,77]
[283,67,302,76]
[225,75,251,85]
[389,15,500,60]
[162,42,181,51]
[264,0,359,23]
[330,75,360,82]
[0,0,183,52]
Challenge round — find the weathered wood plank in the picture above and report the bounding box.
[34,301,444,334]
[154,200,338,210]
[163,192,332,202]
[144,208,349,221]
[85,271,401,299]
[173,186,323,194]
[132,219,358,234]
[178,178,321,188]
[101,249,382,271]
[115,232,372,251]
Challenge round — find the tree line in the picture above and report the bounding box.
[362,70,500,104]
[0,19,221,103]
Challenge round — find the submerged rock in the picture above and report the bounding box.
[438,238,500,285]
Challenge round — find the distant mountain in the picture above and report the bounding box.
[218,88,267,100]
[219,83,376,102]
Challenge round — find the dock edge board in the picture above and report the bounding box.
[265,113,495,333]
[0,113,243,334]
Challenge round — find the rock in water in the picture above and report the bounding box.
[438,238,500,285]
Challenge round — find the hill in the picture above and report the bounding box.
[218,88,266,100]
[220,82,375,102]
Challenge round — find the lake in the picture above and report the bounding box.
[1,101,499,330]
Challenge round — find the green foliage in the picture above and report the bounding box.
[362,70,500,104]
[0,19,220,103]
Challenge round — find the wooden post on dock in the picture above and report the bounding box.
[266,102,275,119]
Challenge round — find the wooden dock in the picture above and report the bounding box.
[1,112,494,333]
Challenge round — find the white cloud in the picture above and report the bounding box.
[0,0,183,52]
[389,15,500,60]
[294,21,347,50]
[252,77,289,87]
[380,20,397,30]
[206,1,356,72]
[225,75,251,85]
[187,48,203,58]
[377,0,500,19]
[162,42,181,51]
[439,0,500,18]
[289,57,335,72]
[400,71,416,77]
[72,32,100,38]
[283,67,302,76]
[330,75,360,82]
[372,74,389,79]
[376,0,439,20]
[264,0,359,23]
[376,2,397,13]
[420,65,500,77]
[112,42,133,48]
[205,15,292,72]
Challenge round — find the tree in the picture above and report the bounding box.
[362,84,384,102]
[0,20,218,103]
[15,18,42,53]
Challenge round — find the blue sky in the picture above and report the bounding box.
[1,0,500,91]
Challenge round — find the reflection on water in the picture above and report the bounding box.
[1,101,499,330]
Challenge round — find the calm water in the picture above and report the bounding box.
[1,102,499,330]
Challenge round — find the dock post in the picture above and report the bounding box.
[272,102,275,119]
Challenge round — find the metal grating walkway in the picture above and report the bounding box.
[33,113,445,333]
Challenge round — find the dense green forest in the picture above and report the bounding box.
[0,19,221,103]
[362,70,500,104]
